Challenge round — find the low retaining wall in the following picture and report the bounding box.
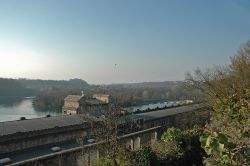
[9,127,160,166]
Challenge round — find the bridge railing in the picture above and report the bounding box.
[10,126,161,166]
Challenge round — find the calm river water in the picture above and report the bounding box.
[0,98,61,122]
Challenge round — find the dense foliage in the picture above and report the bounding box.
[187,41,250,165]
[0,78,33,98]
[151,127,205,166]
[200,92,250,166]
[93,149,134,166]
[19,78,89,90]
[134,146,159,166]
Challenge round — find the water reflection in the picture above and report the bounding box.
[0,98,61,122]
[0,97,24,107]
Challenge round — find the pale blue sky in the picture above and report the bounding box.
[0,0,250,84]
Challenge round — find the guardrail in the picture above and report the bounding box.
[8,126,161,166]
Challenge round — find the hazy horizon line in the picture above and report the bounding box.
[0,77,184,85]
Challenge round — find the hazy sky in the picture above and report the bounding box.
[0,0,250,84]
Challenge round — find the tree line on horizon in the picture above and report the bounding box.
[0,76,202,111]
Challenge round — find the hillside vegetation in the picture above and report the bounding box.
[0,77,201,111]
[93,41,250,166]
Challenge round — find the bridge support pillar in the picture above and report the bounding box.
[84,151,90,166]
[126,138,134,150]
[134,137,141,150]
[151,131,157,144]
[96,149,100,161]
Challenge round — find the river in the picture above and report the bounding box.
[0,98,61,122]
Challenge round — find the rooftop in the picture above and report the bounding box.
[85,99,107,105]
[0,115,85,137]
[64,95,84,102]
[123,104,205,121]
[93,94,110,97]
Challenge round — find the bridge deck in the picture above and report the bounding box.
[0,104,204,137]
[0,115,85,136]
[121,103,204,122]
[1,127,160,166]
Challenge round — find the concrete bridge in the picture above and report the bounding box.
[0,104,209,165]
[2,126,159,166]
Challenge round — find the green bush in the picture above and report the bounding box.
[200,91,250,166]
[153,127,205,166]
[135,146,159,166]
[94,149,134,166]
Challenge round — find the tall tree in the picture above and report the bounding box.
[186,41,250,165]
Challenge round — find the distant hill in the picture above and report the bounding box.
[0,78,89,98]
[104,81,182,89]
[18,78,89,91]
[0,78,33,98]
